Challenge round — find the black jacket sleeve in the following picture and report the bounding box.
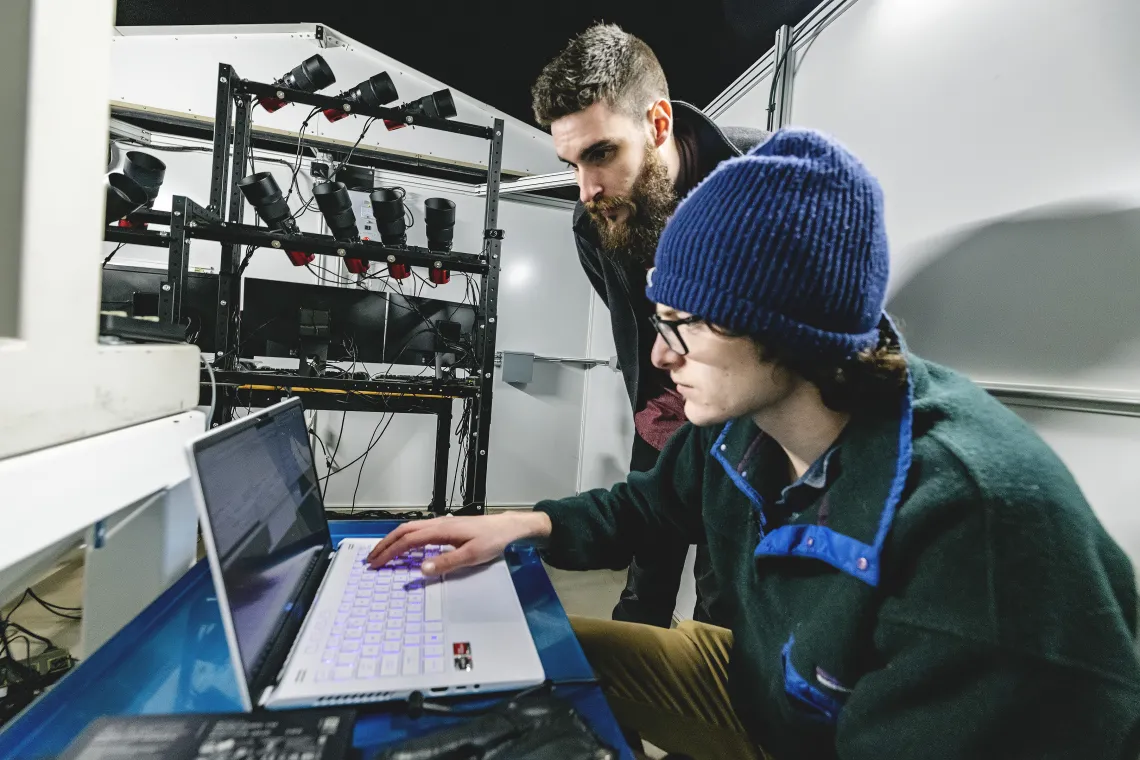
[533,423,706,571]
[575,230,610,309]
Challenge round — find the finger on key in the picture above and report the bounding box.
[365,527,404,565]
[366,522,424,564]
[367,524,442,568]
[421,543,479,576]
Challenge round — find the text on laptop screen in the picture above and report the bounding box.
[195,402,330,680]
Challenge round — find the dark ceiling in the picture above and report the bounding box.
[115,0,821,127]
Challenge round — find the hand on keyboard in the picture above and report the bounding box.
[365,512,552,576]
[314,546,448,681]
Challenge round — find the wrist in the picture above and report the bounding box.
[511,510,552,540]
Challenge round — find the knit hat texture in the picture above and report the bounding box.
[647,127,889,359]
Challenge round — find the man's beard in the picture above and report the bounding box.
[585,143,678,268]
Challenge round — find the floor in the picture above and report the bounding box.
[543,564,629,619]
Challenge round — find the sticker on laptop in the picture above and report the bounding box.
[453,642,472,671]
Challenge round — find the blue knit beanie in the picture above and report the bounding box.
[647,127,889,359]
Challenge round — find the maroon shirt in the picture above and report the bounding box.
[634,377,687,451]
[632,126,702,452]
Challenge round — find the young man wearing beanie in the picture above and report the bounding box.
[531,23,770,628]
[369,130,1140,759]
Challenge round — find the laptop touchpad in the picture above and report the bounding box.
[444,564,520,624]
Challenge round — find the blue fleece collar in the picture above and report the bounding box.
[710,317,915,587]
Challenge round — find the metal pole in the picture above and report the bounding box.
[429,400,453,516]
[160,196,191,325]
[215,89,251,370]
[462,119,505,514]
[769,24,794,130]
[208,65,235,215]
[206,64,240,426]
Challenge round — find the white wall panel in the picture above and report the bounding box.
[578,294,635,492]
[487,201,593,504]
[720,0,1140,391]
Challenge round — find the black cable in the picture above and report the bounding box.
[331,117,379,180]
[25,589,82,619]
[449,397,470,508]
[236,245,256,276]
[412,271,438,291]
[326,411,350,481]
[350,412,396,514]
[306,262,356,285]
[0,593,26,666]
[766,33,794,131]
[7,634,31,664]
[102,243,125,269]
[3,620,54,648]
[320,410,389,487]
[461,273,480,308]
[456,396,476,508]
[247,136,257,177]
[250,155,301,171]
[283,107,322,215]
[790,3,847,76]
[382,289,475,373]
[309,425,339,472]
[289,181,320,224]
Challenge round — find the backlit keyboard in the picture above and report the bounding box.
[305,545,447,681]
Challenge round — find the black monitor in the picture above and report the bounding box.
[101,264,219,352]
[240,278,387,370]
[384,294,476,367]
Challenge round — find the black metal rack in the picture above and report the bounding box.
[106,62,505,516]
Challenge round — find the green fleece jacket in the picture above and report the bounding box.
[536,356,1140,759]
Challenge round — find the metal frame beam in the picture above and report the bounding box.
[461,119,506,514]
[769,24,795,130]
[478,170,575,197]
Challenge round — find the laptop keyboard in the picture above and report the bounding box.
[305,545,447,682]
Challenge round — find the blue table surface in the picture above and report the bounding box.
[0,521,633,760]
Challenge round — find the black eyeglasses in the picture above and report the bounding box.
[649,313,704,356]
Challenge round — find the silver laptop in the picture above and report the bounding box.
[186,397,544,710]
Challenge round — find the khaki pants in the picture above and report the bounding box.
[570,615,765,760]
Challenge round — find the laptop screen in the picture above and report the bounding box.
[193,399,330,684]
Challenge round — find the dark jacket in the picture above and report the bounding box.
[536,355,1140,759]
[573,102,769,413]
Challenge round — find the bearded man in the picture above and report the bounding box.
[531,23,770,627]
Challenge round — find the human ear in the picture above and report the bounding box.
[648,99,673,148]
